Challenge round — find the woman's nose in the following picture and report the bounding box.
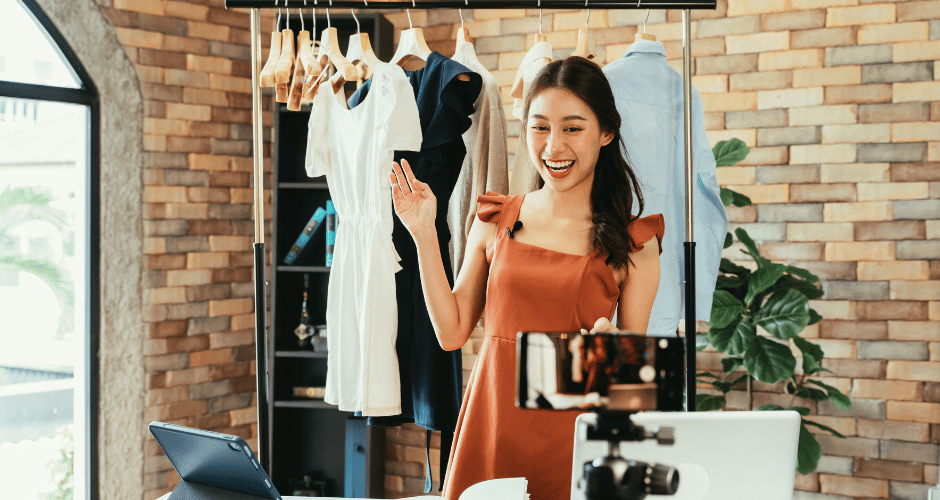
[546,132,565,155]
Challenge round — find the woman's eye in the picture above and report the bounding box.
[531,125,548,131]
[565,127,583,133]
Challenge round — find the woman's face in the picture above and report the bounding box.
[526,87,614,193]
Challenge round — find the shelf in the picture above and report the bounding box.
[276,265,330,274]
[278,182,329,189]
[275,350,328,359]
[274,400,335,409]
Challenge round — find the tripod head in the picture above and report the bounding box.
[581,411,679,500]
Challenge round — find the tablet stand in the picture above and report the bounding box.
[168,479,276,500]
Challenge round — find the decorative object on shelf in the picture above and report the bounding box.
[293,273,316,348]
[288,471,330,497]
[284,206,327,265]
[312,324,329,353]
[292,386,327,399]
[697,139,850,475]
[325,200,336,267]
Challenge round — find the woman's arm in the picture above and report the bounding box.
[390,160,491,351]
[616,235,661,333]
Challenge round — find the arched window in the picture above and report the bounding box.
[0,1,99,499]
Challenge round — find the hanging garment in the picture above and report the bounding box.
[449,41,510,277]
[304,62,423,415]
[508,41,553,196]
[348,52,482,433]
[442,193,664,500]
[603,39,728,337]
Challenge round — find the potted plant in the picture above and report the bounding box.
[696,139,852,474]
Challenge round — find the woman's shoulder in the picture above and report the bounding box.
[629,213,665,254]
[476,191,523,223]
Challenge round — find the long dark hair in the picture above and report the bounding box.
[521,56,646,271]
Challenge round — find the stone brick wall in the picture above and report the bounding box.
[67,0,938,498]
[387,1,939,498]
[88,1,269,499]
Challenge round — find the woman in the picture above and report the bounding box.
[389,56,664,500]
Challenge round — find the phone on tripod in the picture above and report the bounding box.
[516,332,684,413]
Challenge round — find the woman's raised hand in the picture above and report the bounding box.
[390,159,437,237]
[581,317,618,335]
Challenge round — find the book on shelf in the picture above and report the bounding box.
[292,386,326,400]
[325,200,336,267]
[283,206,327,265]
[400,477,529,500]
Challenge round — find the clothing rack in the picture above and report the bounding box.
[225,0,715,473]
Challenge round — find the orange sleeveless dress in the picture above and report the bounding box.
[442,192,665,500]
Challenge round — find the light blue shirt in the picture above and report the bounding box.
[604,39,728,336]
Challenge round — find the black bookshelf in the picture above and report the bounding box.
[267,13,392,498]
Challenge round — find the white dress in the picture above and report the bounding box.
[305,63,423,415]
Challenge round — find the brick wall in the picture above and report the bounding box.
[90,1,269,498]
[388,1,939,498]
[80,0,937,498]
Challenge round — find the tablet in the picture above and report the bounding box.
[149,421,282,500]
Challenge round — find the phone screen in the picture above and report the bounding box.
[516,332,684,412]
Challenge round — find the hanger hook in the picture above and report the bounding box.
[301,0,306,31]
[644,8,651,33]
[326,2,331,28]
[585,0,591,29]
[352,8,360,33]
[285,0,290,30]
[275,0,281,30]
[538,0,542,34]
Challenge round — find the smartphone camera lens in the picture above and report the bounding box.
[228,442,241,451]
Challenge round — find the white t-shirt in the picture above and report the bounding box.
[305,62,422,415]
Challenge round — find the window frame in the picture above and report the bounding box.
[0,1,100,499]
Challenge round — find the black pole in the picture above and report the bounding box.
[683,242,696,411]
[253,242,271,474]
[226,0,716,8]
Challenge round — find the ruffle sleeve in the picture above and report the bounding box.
[475,191,507,223]
[629,213,665,255]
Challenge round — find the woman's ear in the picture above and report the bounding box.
[600,130,615,147]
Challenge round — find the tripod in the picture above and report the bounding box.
[581,412,680,500]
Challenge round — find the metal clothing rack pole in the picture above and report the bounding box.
[228,0,715,473]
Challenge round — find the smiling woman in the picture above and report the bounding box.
[389,56,664,500]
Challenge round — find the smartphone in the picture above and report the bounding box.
[516,332,684,412]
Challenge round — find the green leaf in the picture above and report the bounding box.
[786,265,820,284]
[744,336,797,383]
[735,227,759,258]
[755,289,811,340]
[745,263,787,306]
[806,380,853,410]
[788,406,811,417]
[807,308,822,326]
[795,387,829,401]
[708,290,746,329]
[792,336,825,375]
[720,257,751,277]
[721,356,744,373]
[707,321,737,353]
[715,275,747,291]
[731,191,752,207]
[796,421,822,474]
[697,372,720,380]
[729,319,757,355]
[724,231,733,249]
[728,374,749,388]
[695,394,726,412]
[720,187,735,207]
[758,404,785,411]
[771,275,825,300]
[713,138,751,168]
[803,419,846,439]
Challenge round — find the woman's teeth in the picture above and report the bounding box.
[543,159,574,171]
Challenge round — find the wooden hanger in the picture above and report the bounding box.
[635,8,657,41]
[569,6,597,60]
[299,7,322,101]
[391,28,432,67]
[260,30,282,88]
[346,9,381,83]
[318,26,359,82]
[287,27,312,110]
[274,28,295,102]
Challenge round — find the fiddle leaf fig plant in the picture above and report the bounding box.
[697,138,851,475]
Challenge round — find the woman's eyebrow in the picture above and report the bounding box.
[531,114,588,121]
